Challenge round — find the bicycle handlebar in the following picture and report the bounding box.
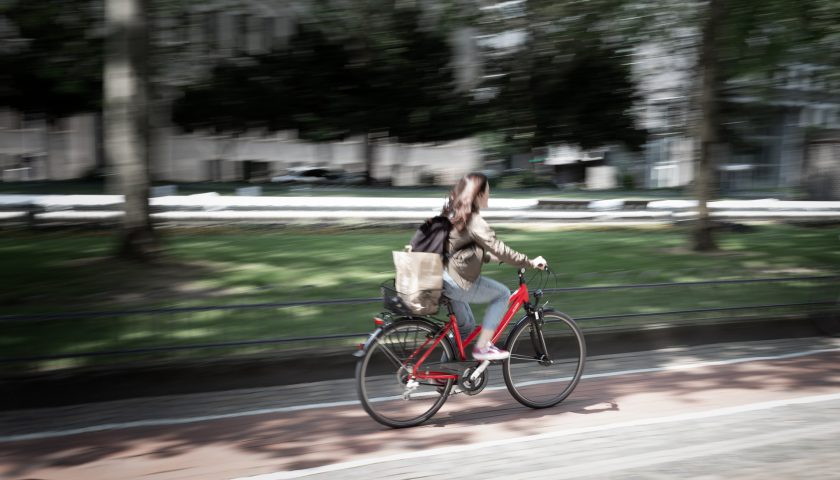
[518,264,551,285]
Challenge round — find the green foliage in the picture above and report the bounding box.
[173,5,481,145]
[475,1,647,156]
[0,0,103,118]
[172,0,648,160]
[529,44,645,150]
[718,0,840,79]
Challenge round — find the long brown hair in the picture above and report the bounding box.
[442,173,488,231]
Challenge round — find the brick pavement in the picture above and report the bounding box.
[1,336,839,480]
[2,336,838,441]
[307,399,840,480]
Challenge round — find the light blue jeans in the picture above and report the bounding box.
[443,270,511,337]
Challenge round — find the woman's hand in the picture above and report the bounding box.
[530,256,548,270]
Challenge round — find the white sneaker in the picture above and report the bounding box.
[472,343,510,361]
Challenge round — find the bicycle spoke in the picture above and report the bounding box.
[503,312,586,409]
[508,353,543,362]
[356,319,454,428]
[373,339,406,370]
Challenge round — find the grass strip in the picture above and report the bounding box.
[1,223,837,371]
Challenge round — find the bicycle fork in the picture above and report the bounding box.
[529,310,553,365]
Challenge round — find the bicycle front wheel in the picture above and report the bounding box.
[503,311,586,409]
[356,318,455,428]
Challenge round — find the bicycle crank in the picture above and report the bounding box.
[458,363,489,396]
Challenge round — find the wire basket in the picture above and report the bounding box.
[381,279,442,316]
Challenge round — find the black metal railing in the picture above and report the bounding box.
[1,275,836,364]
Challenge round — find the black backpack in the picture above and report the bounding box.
[409,215,452,263]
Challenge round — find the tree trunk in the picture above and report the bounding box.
[104,0,159,260]
[692,0,721,252]
[363,132,377,186]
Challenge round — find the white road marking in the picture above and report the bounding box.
[1,346,838,444]
[230,392,840,480]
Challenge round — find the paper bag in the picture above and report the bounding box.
[392,250,443,315]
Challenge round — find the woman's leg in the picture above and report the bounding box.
[442,271,476,337]
[470,276,511,331]
[467,276,511,348]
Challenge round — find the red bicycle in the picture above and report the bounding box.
[355,267,586,428]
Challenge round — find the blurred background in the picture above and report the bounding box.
[2,5,840,478]
[0,0,838,196]
[0,0,839,374]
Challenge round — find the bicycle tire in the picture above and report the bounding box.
[355,318,455,428]
[502,311,586,409]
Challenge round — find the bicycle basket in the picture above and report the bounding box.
[381,279,441,316]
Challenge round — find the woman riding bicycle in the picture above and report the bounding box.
[443,172,547,361]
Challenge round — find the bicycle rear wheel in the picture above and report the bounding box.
[356,318,455,428]
[503,311,586,409]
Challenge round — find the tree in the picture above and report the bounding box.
[692,0,722,251]
[174,4,482,184]
[496,42,645,151]
[473,0,646,163]
[0,0,103,119]
[0,0,104,178]
[2,0,160,259]
[545,0,840,251]
[104,0,159,259]
[691,0,840,250]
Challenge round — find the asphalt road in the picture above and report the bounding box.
[2,336,840,480]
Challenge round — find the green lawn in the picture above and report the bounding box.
[1,223,837,371]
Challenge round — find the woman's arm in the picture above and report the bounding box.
[469,215,531,268]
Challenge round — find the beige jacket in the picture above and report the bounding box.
[446,213,531,290]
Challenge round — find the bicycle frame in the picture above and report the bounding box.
[408,273,533,382]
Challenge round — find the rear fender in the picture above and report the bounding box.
[353,317,449,358]
[353,327,385,358]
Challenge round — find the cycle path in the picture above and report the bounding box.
[2,336,840,479]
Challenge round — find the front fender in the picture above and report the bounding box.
[509,314,532,333]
